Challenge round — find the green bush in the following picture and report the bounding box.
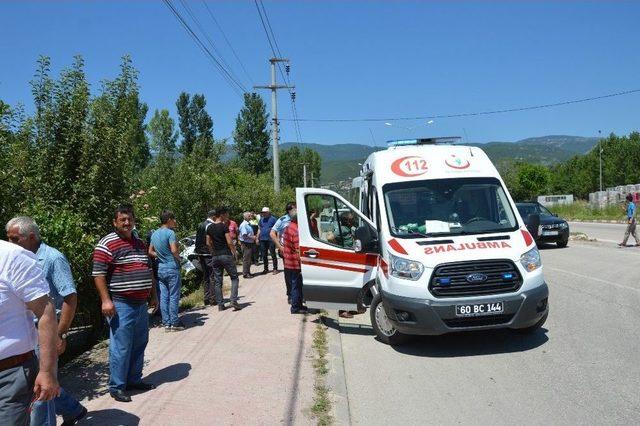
[21,203,103,331]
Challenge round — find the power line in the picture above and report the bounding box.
[177,0,247,91]
[162,0,246,97]
[200,0,254,85]
[254,0,303,143]
[279,88,640,122]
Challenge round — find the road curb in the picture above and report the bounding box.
[323,312,351,426]
[569,219,625,224]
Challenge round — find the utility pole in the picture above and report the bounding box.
[302,163,308,187]
[598,130,603,192]
[310,171,315,187]
[254,58,294,193]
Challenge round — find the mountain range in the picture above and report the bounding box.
[279,135,600,184]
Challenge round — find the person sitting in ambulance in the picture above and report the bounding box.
[330,212,356,248]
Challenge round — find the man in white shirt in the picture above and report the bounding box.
[0,239,60,425]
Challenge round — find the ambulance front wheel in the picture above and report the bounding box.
[370,293,409,345]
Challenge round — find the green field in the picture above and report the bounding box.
[549,201,626,222]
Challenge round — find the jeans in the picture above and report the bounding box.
[288,269,304,311]
[108,299,149,392]
[32,335,84,425]
[241,242,255,276]
[158,268,182,326]
[260,240,277,271]
[283,269,294,297]
[199,255,214,303]
[209,255,239,304]
[31,387,84,425]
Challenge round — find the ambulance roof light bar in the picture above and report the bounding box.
[386,137,462,147]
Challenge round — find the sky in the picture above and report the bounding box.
[1,0,639,147]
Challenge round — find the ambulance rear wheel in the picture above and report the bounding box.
[370,294,409,346]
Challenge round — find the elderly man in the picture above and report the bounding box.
[0,239,60,425]
[257,207,278,274]
[5,217,87,425]
[93,204,158,402]
[238,212,256,279]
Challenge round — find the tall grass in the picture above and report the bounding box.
[549,201,626,221]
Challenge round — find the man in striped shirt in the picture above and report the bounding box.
[92,204,158,403]
[281,206,308,314]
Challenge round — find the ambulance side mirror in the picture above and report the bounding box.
[527,214,541,240]
[354,225,378,253]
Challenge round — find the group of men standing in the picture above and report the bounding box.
[0,201,308,424]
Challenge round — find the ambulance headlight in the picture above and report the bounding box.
[520,247,542,272]
[389,254,424,281]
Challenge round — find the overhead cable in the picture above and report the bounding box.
[254,0,303,143]
[278,88,640,122]
[162,0,246,97]
[200,0,255,85]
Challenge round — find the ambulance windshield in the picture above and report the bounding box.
[383,177,518,238]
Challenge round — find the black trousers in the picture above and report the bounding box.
[199,255,214,303]
[260,240,277,271]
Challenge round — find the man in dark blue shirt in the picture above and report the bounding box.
[257,207,278,274]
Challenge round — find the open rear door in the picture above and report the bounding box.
[296,188,378,311]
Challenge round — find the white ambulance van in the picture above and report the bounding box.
[296,138,549,345]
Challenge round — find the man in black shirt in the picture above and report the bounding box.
[206,207,241,311]
[195,211,216,305]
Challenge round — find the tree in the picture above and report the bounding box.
[176,92,224,161]
[147,109,178,159]
[503,162,551,201]
[233,92,270,175]
[73,55,148,225]
[176,92,195,156]
[190,94,224,161]
[280,146,322,188]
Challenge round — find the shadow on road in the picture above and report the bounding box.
[320,317,375,337]
[180,312,209,327]
[392,328,549,358]
[537,242,568,250]
[79,408,140,425]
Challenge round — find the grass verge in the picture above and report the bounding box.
[180,286,204,310]
[549,201,626,222]
[311,313,333,425]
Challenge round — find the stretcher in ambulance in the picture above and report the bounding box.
[296,138,549,345]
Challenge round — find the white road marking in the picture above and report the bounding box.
[546,266,639,293]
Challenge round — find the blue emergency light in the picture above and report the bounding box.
[387,137,462,147]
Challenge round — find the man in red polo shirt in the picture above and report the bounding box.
[281,206,308,314]
[93,204,158,403]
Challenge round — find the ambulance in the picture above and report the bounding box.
[296,138,549,345]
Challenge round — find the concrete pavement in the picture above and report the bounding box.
[64,266,317,425]
[328,240,640,425]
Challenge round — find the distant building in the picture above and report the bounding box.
[537,194,573,207]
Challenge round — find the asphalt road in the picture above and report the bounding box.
[333,236,640,425]
[569,221,632,245]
